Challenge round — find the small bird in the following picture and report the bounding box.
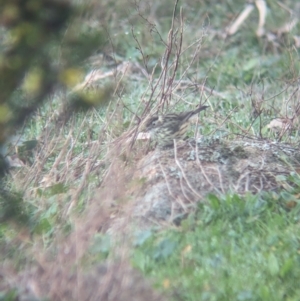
[145,105,208,148]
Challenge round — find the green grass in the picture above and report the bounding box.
[132,188,300,301]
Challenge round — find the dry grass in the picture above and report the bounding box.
[1,0,300,300]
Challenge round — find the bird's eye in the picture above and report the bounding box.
[146,116,158,128]
[151,116,163,127]
[152,120,158,126]
[145,115,163,130]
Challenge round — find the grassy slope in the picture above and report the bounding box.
[120,1,300,300]
[1,0,300,300]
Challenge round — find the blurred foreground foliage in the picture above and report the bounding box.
[0,0,110,175]
[0,0,112,225]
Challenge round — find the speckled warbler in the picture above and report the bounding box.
[145,105,208,147]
